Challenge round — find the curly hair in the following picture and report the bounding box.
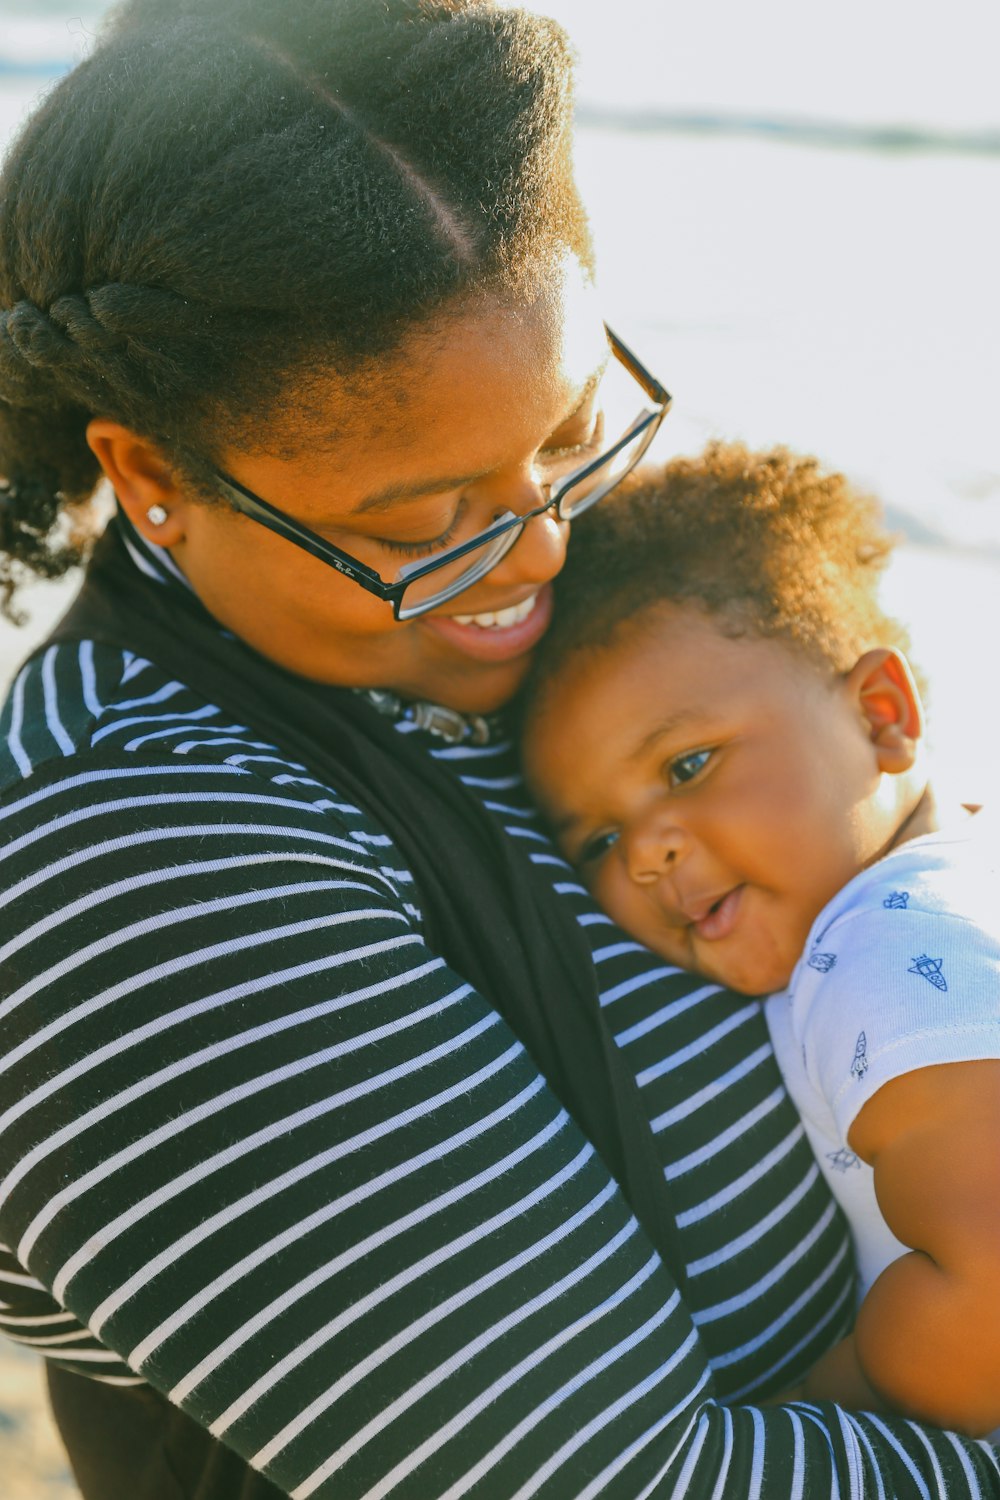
[527,441,918,704]
[0,0,591,617]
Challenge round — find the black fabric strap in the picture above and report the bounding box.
[47,526,687,1283]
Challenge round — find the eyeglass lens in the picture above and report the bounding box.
[395,412,659,620]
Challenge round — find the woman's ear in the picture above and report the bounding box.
[86,419,189,548]
[845,648,925,774]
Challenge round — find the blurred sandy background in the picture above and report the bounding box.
[0,0,998,1493]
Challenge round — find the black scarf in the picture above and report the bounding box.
[48,523,686,1284]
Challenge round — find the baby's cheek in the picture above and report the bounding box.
[592,865,685,965]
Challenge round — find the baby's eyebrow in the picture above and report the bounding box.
[628,709,701,763]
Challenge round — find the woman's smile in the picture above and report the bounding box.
[421,585,553,663]
[136,265,607,714]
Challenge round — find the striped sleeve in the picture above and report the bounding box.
[1,644,999,1497]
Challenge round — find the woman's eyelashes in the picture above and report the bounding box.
[374,500,467,557]
[369,411,605,556]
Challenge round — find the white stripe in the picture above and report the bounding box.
[15,969,464,1252]
[675,1123,804,1228]
[40,645,74,754]
[666,1087,786,1182]
[6,669,31,777]
[507,1324,703,1500]
[103,679,186,712]
[277,1181,629,1486]
[483,801,536,819]
[36,1347,125,1364]
[636,1004,758,1088]
[212,1140,604,1442]
[152,1079,555,1384]
[173,738,275,755]
[610,982,716,1038]
[1,858,378,964]
[121,532,167,582]
[788,1405,807,1500]
[77,1023,515,1322]
[89,702,222,744]
[693,1201,838,1327]
[375,1252,668,1500]
[720,1248,854,1386]
[0,761,248,826]
[1,934,432,1162]
[456,774,521,789]
[0,918,420,1097]
[591,941,650,965]
[600,967,688,1011]
[2,814,397,915]
[119,653,149,682]
[2,879,400,1016]
[845,1413,886,1500]
[799,1414,836,1500]
[705,1404,736,1500]
[686,1163,821,1277]
[78,640,103,719]
[0,1268,44,1290]
[650,1044,772,1133]
[863,1415,932,1500]
[5,1327,105,1347]
[745,1406,768,1500]
[0,1311,77,1328]
[600,1395,711,1500]
[3,786,358,863]
[941,1427,987,1497]
[834,1404,864,1500]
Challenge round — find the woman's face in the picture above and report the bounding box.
[154,263,608,712]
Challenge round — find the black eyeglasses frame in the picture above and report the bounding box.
[213,326,671,620]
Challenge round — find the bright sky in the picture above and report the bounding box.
[515,0,1000,130]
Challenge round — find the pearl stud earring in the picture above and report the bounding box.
[146,504,169,527]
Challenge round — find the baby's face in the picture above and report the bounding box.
[523,602,900,995]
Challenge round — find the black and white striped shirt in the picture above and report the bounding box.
[1,524,997,1497]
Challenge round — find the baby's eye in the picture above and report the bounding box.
[578,828,620,865]
[667,749,712,787]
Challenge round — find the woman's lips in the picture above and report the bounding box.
[420,585,553,663]
[692,886,743,942]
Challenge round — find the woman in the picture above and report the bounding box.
[0,2,995,1496]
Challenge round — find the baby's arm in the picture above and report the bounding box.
[802,1058,1000,1434]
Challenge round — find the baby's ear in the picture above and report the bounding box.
[845,648,924,774]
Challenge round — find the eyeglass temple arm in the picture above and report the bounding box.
[605,325,671,408]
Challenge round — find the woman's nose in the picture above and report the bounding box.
[486,494,570,589]
[625,813,689,885]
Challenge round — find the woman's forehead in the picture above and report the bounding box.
[229,266,607,513]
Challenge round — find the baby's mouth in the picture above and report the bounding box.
[690,887,743,941]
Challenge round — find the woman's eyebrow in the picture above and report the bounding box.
[350,357,610,517]
[350,469,494,516]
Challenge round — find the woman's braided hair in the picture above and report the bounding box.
[0,0,590,616]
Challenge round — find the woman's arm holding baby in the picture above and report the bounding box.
[803,1058,1000,1434]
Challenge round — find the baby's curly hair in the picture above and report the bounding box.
[528,441,918,705]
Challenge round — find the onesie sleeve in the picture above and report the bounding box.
[795,900,1000,1143]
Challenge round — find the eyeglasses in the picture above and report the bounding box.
[214,327,670,620]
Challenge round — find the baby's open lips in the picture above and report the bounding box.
[667,885,744,941]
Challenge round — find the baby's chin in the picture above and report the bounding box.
[635,934,796,999]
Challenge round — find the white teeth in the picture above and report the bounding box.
[452,594,538,629]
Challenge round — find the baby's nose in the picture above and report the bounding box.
[625,815,689,885]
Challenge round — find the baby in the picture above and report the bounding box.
[521,442,1000,1435]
